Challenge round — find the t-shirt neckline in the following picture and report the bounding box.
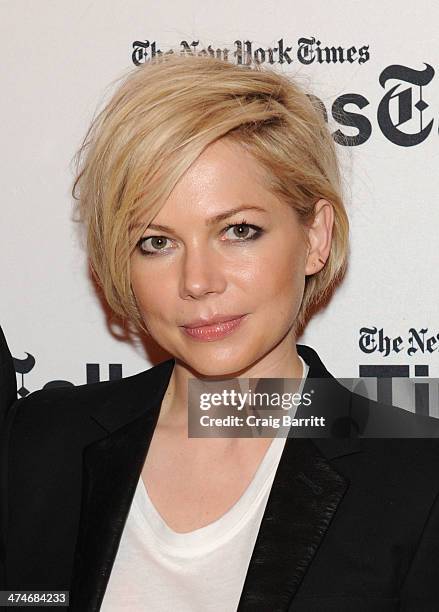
[131,355,309,555]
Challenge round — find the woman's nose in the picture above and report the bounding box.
[179,245,227,300]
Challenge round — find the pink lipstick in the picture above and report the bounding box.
[181,315,247,341]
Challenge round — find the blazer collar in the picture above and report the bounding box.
[70,345,360,611]
[88,357,174,433]
[89,343,353,433]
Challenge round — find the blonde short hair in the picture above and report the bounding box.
[72,53,348,335]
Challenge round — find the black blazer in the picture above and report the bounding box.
[2,324,439,612]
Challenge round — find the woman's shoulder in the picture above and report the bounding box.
[309,379,439,496]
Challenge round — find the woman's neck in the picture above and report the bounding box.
[157,334,303,428]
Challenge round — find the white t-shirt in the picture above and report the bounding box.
[101,357,309,611]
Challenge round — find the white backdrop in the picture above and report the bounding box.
[1,1,438,403]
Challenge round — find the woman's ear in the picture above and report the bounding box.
[304,199,334,276]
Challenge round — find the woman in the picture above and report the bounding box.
[2,54,439,612]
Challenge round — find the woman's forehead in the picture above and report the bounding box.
[143,140,284,222]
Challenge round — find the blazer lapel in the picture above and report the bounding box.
[236,436,350,611]
[69,359,174,612]
[69,413,157,611]
[237,345,362,610]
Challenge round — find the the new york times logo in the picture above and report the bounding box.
[132,37,370,66]
[132,40,436,148]
[358,327,437,416]
[359,327,439,358]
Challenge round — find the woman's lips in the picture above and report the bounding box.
[181,315,247,341]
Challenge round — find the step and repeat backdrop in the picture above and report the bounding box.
[1,1,438,414]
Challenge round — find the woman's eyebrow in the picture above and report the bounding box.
[145,205,268,233]
[205,205,268,226]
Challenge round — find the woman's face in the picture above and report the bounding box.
[130,138,315,377]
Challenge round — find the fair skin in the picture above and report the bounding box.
[130,137,333,532]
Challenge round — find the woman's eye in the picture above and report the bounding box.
[223,223,262,241]
[137,236,172,255]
